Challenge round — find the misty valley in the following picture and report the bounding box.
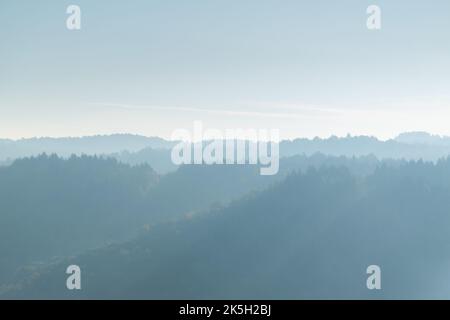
[1,133,450,299]
[2,0,450,310]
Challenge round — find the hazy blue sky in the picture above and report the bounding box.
[1,0,449,140]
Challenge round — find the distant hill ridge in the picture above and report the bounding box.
[3,133,450,172]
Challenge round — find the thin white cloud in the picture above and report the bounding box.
[87,102,343,119]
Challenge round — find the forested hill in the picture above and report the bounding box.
[4,158,450,299]
[4,133,450,174]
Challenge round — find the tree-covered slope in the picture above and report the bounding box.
[6,160,450,299]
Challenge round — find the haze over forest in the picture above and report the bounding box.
[2,0,450,300]
[1,131,450,298]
